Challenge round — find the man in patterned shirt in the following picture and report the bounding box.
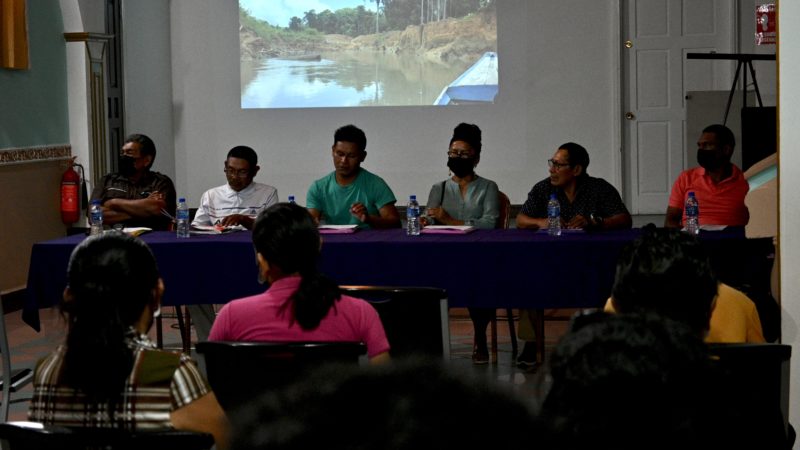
[516,142,632,231]
[91,134,176,230]
[514,142,632,367]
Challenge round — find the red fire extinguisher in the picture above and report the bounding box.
[61,159,81,224]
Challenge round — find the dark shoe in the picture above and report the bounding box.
[472,344,489,365]
[516,342,537,368]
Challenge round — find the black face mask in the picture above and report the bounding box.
[118,156,137,176]
[447,157,476,178]
[696,150,725,171]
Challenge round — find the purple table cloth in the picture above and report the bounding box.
[24,228,766,331]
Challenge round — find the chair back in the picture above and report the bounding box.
[196,341,365,413]
[708,343,792,439]
[339,286,449,358]
[497,191,511,229]
[0,421,214,450]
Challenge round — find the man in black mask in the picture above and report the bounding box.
[665,124,749,228]
[90,134,177,230]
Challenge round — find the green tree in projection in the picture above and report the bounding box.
[317,9,338,34]
[304,10,318,30]
[289,16,303,31]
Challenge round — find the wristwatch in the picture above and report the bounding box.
[590,213,604,229]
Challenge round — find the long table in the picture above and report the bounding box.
[24,228,771,331]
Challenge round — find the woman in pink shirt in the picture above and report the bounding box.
[209,203,390,362]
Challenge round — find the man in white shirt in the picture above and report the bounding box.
[190,145,278,341]
[192,145,278,230]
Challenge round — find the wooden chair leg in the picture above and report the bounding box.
[506,308,518,357]
[175,306,192,354]
[156,314,163,349]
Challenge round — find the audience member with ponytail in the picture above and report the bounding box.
[208,202,390,362]
[28,233,228,448]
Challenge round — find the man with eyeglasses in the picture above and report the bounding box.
[189,145,278,341]
[192,145,278,230]
[306,124,400,228]
[514,142,632,368]
[516,142,631,231]
[90,133,176,230]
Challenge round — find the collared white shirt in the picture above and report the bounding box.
[192,182,278,226]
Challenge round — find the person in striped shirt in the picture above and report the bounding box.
[28,233,228,448]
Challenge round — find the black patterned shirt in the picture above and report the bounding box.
[520,176,629,222]
[91,171,177,230]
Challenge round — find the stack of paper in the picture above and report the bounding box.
[318,225,359,234]
[420,225,475,234]
[190,224,247,235]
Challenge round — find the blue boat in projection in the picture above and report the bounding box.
[434,51,498,105]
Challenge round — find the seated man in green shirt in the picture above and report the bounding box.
[307,125,401,229]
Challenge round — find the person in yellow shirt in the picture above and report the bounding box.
[604,282,764,343]
[607,227,764,342]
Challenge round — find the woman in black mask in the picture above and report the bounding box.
[422,123,500,364]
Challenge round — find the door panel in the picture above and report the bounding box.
[623,0,734,214]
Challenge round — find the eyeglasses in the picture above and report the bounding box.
[447,150,473,159]
[547,159,571,170]
[224,167,251,178]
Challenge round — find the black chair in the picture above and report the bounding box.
[339,286,450,358]
[708,343,792,442]
[0,294,33,422]
[196,341,366,413]
[0,421,214,450]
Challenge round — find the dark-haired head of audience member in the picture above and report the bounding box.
[333,124,367,154]
[230,358,537,450]
[253,203,341,330]
[450,123,482,155]
[541,313,717,450]
[61,233,162,403]
[611,227,717,336]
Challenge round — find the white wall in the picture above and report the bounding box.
[778,3,800,446]
[164,0,619,206]
[122,0,175,181]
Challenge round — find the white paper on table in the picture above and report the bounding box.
[318,224,359,234]
[420,225,476,234]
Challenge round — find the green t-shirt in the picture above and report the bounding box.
[306,168,397,228]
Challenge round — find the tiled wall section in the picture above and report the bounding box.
[0,144,71,165]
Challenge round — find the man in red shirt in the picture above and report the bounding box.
[665,124,749,228]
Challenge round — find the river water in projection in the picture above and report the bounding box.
[241,51,472,108]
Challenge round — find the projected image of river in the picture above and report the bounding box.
[241,51,472,108]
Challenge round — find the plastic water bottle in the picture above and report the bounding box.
[406,195,421,236]
[89,200,103,236]
[547,193,561,236]
[288,195,296,204]
[685,191,699,235]
[176,197,190,238]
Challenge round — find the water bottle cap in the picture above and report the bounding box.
[178,197,186,202]
[91,199,100,205]
[288,195,295,200]
[549,193,557,199]
[410,195,417,200]
[688,192,695,197]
